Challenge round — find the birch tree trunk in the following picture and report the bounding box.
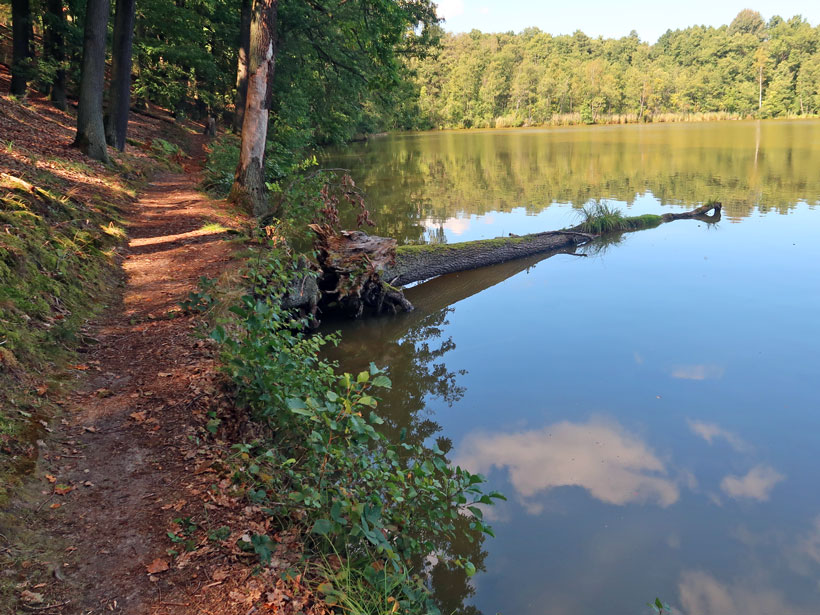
[74,0,111,164]
[105,0,136,151]
[229,0,278,217]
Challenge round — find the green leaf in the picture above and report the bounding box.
[251,533,277,565]
[312,519,333,536]
[371,374,392,389]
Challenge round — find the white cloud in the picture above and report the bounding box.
[720,465,784,501]
[456,418,680,510]
[687,419,750,452]
[435,0,464,20]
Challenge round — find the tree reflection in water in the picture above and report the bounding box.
[322,302,489,613]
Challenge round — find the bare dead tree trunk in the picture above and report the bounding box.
[229,0,278,217]
[74,0,111,164]
[233,0,252,134]
[44,0,68,110]
[11,0,33,97]
[105,0,136,151]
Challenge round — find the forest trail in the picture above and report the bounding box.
[38,136,242,615]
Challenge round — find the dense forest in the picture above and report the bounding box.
[0,0,438,172]
[405,10,820,129]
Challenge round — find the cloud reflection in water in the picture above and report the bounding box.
[457,419,680,510]
[720,464,785,501]
[678,570,810,615]
[687,419,750,452]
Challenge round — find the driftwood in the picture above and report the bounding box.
[290,202,721,319]
[309,224,413,318]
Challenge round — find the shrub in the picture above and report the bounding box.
[212,249,503,614]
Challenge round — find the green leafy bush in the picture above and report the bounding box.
[213,249,503,614]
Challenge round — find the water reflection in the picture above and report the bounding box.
[720,465,785,502]
[324,121,820,243]
[677,570,810,615]
[687,420,749,452]
[670,364,725,381]
[457,419,680,510]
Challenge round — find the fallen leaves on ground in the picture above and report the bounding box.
[146,558,170,575]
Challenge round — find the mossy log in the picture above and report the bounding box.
[382,201,721,287]
[294,202,721,318]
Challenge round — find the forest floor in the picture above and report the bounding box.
[1,79,327,615]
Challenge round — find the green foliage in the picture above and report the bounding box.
[202,135,241,195]
[406,13,820,129]
[647,597,674,614]
[212,249,503,613]
[133,0,240,114]
[179,276,217,314]
[150,138,185,169]
[204,136,369,243]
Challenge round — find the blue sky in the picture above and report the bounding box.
[435,0,820,43]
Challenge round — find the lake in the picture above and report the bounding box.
[321,120,820,615]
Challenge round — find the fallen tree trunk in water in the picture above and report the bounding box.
[297,202,721,318]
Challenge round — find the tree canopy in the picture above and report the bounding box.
[402,11,820,129]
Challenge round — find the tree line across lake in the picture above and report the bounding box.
[403,10,820,129]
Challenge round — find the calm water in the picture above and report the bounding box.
[322,121,820,615]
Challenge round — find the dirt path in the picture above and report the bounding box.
[39,137,240,614]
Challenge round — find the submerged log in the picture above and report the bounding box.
[293,202,721,318]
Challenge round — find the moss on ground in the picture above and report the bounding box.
[0,175,127,503]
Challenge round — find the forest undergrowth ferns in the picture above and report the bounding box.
[210,247,505,614]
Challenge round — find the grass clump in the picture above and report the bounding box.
[577,202,663,234]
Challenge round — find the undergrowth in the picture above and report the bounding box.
[0,175,125,502]
[210,247,504,614]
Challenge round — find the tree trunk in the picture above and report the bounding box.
[11,0,33,97]
[301,202,723,318]
[44,0,68,110]
[233,0,252,134]
[229,0,278,217]
[105,0,136,151]
[74,0,111,164]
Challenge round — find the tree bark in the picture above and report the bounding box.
[229,0,278,217]
[233,0,252,134]
[43,0,68,110]
[74,0,111,164]
[105,0,136,151]
[11,0,33,97]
